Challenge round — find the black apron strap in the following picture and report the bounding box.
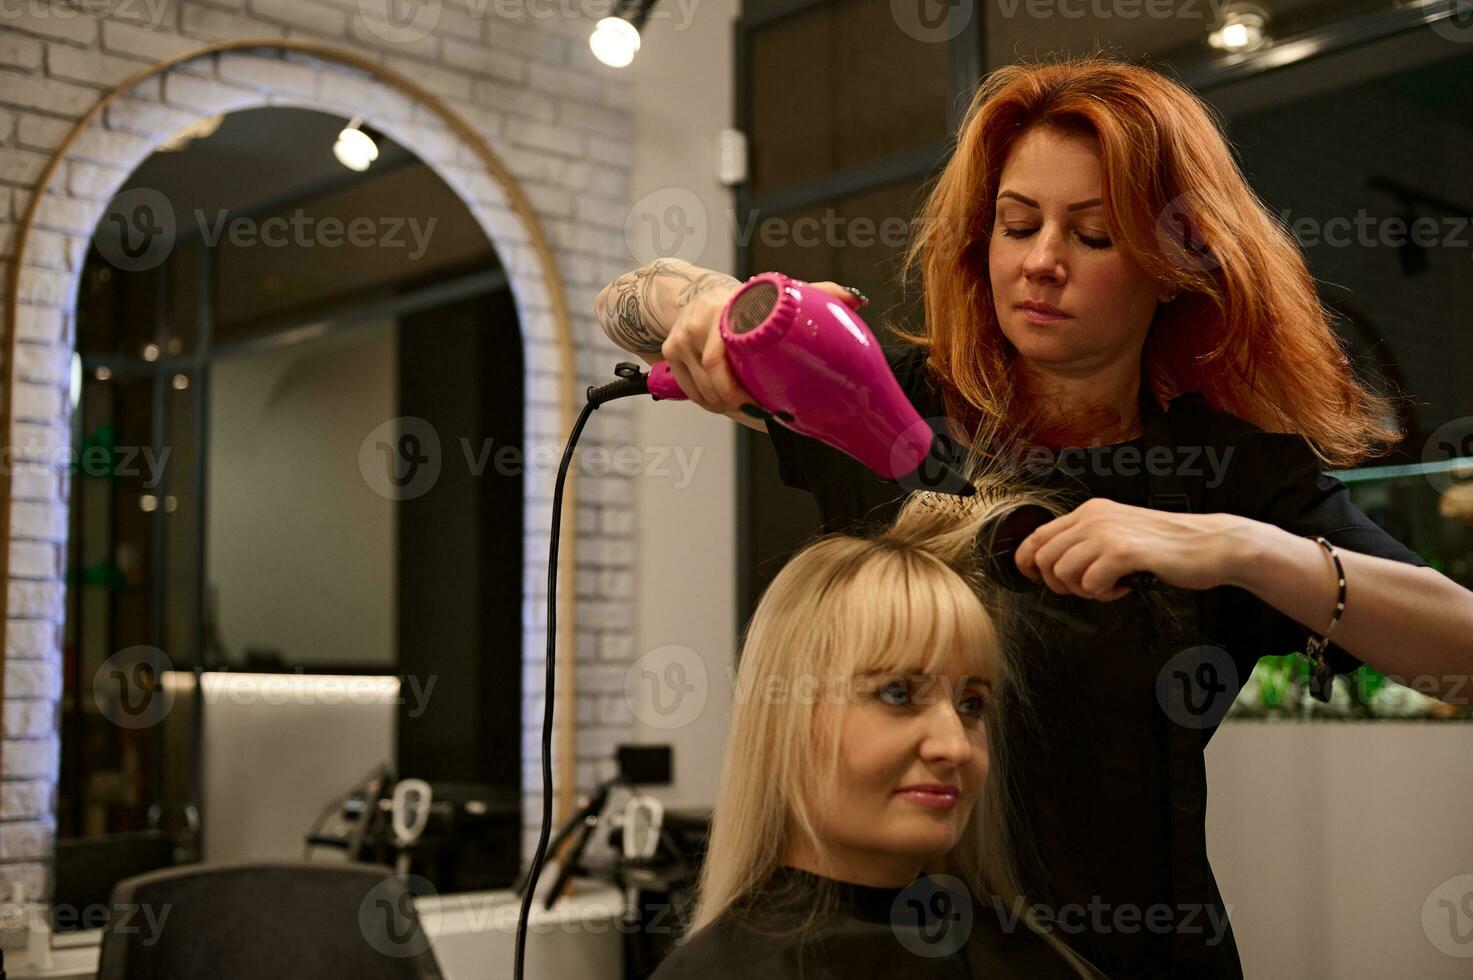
[1136,377,1213,976]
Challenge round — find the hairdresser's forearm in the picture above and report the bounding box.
[593,258,739,357]
[593,260,763,431]
[1224,518,1473,701]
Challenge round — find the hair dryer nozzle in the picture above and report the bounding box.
[895,434,976,497]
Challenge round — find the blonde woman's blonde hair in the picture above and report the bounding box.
[686,459,1102,978]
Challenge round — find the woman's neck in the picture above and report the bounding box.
[1017,355,1145,448]
[781,835,922,889]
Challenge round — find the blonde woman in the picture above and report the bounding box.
[651,474,1103,979]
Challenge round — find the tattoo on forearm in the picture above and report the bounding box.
[595,259,738,356]
[676,271,740,308]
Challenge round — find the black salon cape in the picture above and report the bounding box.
[650,866,1082,979]
[761,345,1431,979]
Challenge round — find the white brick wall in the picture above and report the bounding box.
[0,0,641,898]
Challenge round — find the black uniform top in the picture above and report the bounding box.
[650,865,1086,980]
[762,344,1432,978]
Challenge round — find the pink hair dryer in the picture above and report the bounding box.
[645,272,975,497]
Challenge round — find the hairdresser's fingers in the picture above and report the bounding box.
[1052,538,1120,599]
[662,328,724,409]
[1078,547,1142,601]
[1014,524,1058,582]
[1016,502,1088,575]
[668,356,720,412]
[1033,542,1069,596]
[1046,539,1091,596]
[699,319,761,412]
[1012,538,1042,584]
[808,280,869,310]
[1031,523,1097,596]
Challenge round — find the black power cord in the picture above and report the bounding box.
[514,362,652,980]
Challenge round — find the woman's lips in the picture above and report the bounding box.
[895,788,959,810]
[1016,304,1072,324]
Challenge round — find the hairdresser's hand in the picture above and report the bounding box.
[1012,498,1258,601]
[660,280,868,415]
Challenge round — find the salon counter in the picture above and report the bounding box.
[1206,719,1473,978]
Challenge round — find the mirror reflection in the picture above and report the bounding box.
[61,107,525,909]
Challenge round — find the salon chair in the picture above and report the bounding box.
[96,861,443,980]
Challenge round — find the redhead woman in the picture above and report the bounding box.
[651,475,1102,979]
[599,54,1473,978]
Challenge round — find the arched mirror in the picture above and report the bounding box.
[58,106,524,913]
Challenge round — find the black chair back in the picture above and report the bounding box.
[98,862,444,980]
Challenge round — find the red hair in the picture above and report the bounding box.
[892,52,1404,467]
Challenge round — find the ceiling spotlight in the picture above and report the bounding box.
[590,0,657,68]
[1207,2,1271,53]
[333,116,381,172]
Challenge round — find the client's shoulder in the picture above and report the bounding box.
[648,911,815,980]
[966,898,1098,978]
[648,916,755,980]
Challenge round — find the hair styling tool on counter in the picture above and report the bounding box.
[390,779,433,876]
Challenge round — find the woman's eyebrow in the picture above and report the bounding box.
[996,190,1102,211]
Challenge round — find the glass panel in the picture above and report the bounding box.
[746,176,928,343]
[211,165,498,347]
[832,0,952,172]
[206,322,399,671]
[1224,49,1473,464]
[164,240,203,358]
[748,0,950,193]
[62,373,162,837]
[1228,469,1471,721]
[749,4,834,193]
[163,369,199,668]
[831,178,930,342]
[74,254,162,362]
